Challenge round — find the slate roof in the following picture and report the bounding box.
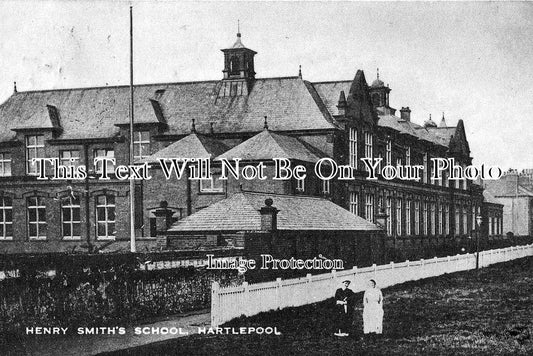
[168,192,381,232]
[484,177,533,198]
[216,129,323,163]
[139,133,229,163]
[483,190,503,205]
[0,77,335,142]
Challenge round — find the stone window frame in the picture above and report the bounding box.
[27,195,47,240]
[0,194,13,240]
[133,130,151,161]
[60,193,82,240]
[25,134,45,175]
[95,193,116,240]
[0,152,12,177]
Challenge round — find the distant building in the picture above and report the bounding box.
[484,170,533,236]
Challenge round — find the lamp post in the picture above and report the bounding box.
[475,214,483,270]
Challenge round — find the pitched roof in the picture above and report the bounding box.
[138,133,228,163]
[168,192,381,232]
[484,177,533,197]
[216,130,323,163]
[0,77,335,142]
[483,190,502,205]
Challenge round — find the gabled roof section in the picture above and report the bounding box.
[448,119,470,156]
[168,192,381,232]
[0,77,335,142]
[311,80,352,117]
[346,70,376,125]
[216,130,323,163]
[139,133,228,163]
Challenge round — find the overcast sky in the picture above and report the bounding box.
[1,1,532,170]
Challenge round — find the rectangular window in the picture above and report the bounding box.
[364,132,373,161]
[349,192,358,215]
[0,153,12,177]
[396,198,403,236]
[296,178,305,192]
[406,147,411,166]
[321,179,330,194]
[0,197,13,240]
[455,208,460,236]
[133,131,151,160]
[60,150,80,168]
[444,204,450,236]
[423,202,428,235]
[62,195,81,239]
[94,149,115,174]
[200,176,224,193]
[96,195,115,239]
[431,203,436,235]
[26,135,45,175]
[386,140,392,165]
[414,201,420,235]
[406,199,411,235]
[27,196,47,239]
[423,153,428,184]
[463,206,468,235]
[349,128,357,168]
[365,194,374,223]
[386,197,392,236]
[438,204,443,235]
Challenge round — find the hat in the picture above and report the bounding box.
[342,280,351,284]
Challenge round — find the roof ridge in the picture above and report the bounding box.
[311,79,353,84]
[241,190,327,201]
[15,76,305,95]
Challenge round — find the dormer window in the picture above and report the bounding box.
[26,135,45,175]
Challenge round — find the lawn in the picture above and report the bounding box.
[101,257,533,355]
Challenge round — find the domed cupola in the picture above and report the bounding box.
[368,68,391,109]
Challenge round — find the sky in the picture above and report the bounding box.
[0,0,532,170]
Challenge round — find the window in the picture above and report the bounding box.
[349,192,358,215]
[96,195,115,239]
[94,149,115,174]
[321,179,330,194]
[423,153,428,184]
[463,206,468,235]
[26,135,45,175]
[455,208,460,236]
[296,178,305,192]
[200,176,223,193]
[365,194,374,222]
[133,131,150,160]
[60,150,80,168]
[0,197,13,240]
[364,132,373,161]
[0,153,12,177]
[386,197,392,236]
[438,204,443,235]
[396,198,403,236]
[406,147,411,166]
[414,201,420,235]
[27,196,46,239]
[62,195,81,239]
[444,204,450,236]
[423,202,428,235]
[406,200,411,235]
[386,139,392,165]
[431,203,436,236]
[349,128,357,168]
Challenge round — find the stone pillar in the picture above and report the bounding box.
[259,198,279,232]
[152,201,174,250]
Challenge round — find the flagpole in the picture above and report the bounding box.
[129,5,136,253]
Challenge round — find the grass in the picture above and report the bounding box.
[100,257,533,355]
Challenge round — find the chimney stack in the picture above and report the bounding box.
[152,200,174,249]
[337,91,347,116]
[400,107,411,122]
[259,198,279,232]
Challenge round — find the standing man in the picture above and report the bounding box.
[334,279,355,336]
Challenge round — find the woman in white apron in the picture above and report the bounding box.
[363,279,383,340]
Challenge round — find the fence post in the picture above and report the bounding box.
[306,274,312,304]
[211,281,219,327]
[242,282,249,316]
[276,278,282,308]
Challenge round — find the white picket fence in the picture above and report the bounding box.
[211,244,533,326]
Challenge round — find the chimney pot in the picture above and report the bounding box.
[259,199,278,231]
[400,106,411,122]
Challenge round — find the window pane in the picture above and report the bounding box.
[29,209,37,222]
[107,195,115,205]
[73,208,80,221]
[63,223,71,237]
[38,208,46,221]
[72,223,80,237]
[62,208,71,221]
[27,136,36,146]
[97,223,106,236]
[36,135,44,146]
[108,223,115,236]
[39,223,47,236]
[5,209,12,222]
[107,208,115,221]
[97,207,106,221]
[29,224,37,237]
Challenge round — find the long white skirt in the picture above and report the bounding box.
[363,303,383,334]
